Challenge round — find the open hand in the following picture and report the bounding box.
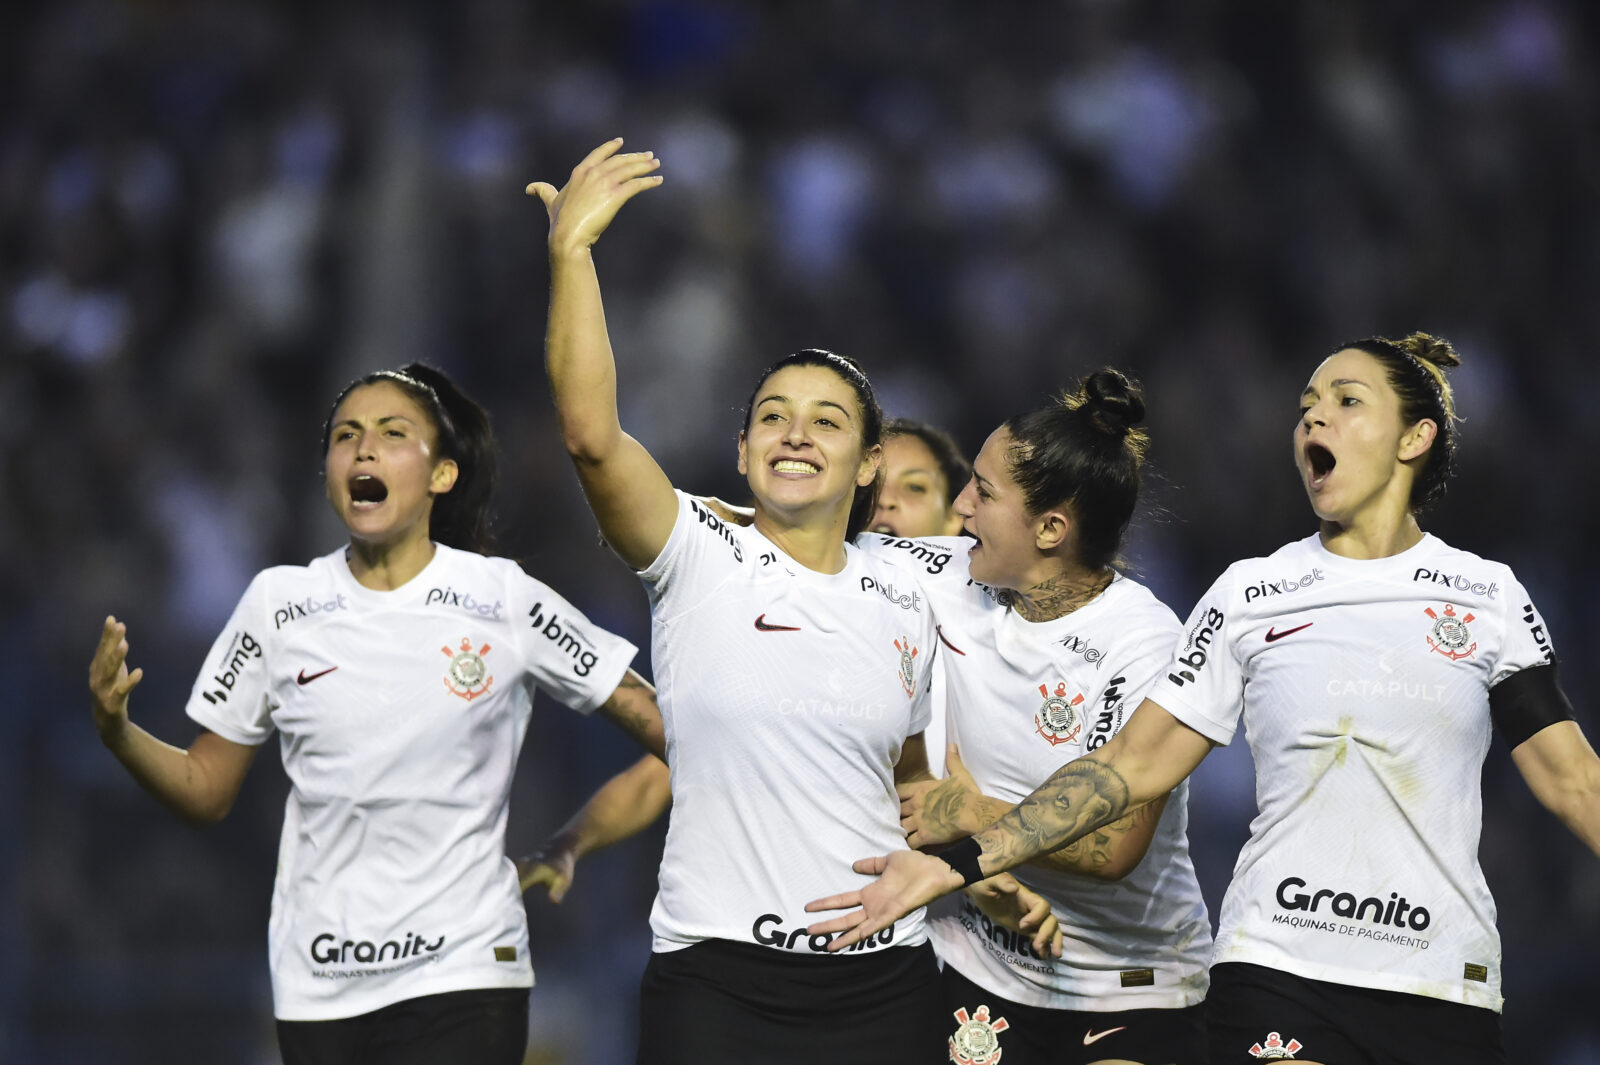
[89,616,143,746]
[527,138,663,256]
[804,849,964,952]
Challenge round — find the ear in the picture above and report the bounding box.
[737,430,749,477]
[1398,418,1437,463]
[856,443,883,488]
[430,458,460,496]
[1034,508,1070,552]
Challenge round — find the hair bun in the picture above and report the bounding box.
[1398,332,1462,371]
[1080,368,1146,439]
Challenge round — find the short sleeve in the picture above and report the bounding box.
[1143,571,1245,746]
[1085,608,1183,751]
[185,574,276,746]
[638,491,751,618]
[1491,572,1559,686]
[510,572,638,715]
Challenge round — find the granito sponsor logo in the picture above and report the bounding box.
[1057,634,1104,668]
[1244,569,1325,603]
[957,899,1055,974]
[309,930,446,966]
[689,498,743,563]
[1413,568,1499,600]
[1086,675,1128,751]
[875,535,952,575]
[751,913,895,953]
[860,576,923,612]
[425,585,504,619]
[1167,608,1224,687]
[1275,876,1431,933]
[1523,603,1555,664]
[1326,678,1446,702]
[202,630,263,704]
[274,594,348,629]
[528,603,598,676]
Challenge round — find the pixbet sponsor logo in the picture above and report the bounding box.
[1167,608,1225,687]
[202,630,263,705]
[425,585,503,619]
[1523,603,1555,665]
[1085,676,1128,751]
[1244,569,1324,603]
[310,929,445,966]
[274,594,348,629]
[750,913,895,953]
[1274,876,1431,931]
[528,602,598,676]
[1056,633,1104,667]
[689,498,743,562]
[1413,568,1499,600]
[860,576,923,612]
[876,535,952,575]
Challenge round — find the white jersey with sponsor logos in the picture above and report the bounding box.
[1147,533,1555,1011]
[643,492,938,957]
[185,544,636,1021]
[861,535,1213,1010]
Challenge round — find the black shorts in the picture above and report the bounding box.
[637,939,945,1065]
[941,963,1207,1065]
[1207,962,1505,1065]
[274,986,528,1065]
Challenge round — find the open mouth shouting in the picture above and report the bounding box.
[348,473,390,509]
[1304,442,1336,491]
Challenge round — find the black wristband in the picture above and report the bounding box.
[940,837,986,887]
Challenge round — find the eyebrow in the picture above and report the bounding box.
[755,393,854,420]
[1300,378,1373,398]
[333,414,419,430]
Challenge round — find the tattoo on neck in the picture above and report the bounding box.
[1011,569,1114,623]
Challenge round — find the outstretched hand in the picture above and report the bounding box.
[964,873,1064,959]
[804,849,964,952]
[527,138,663,256]
[89,616,144,745]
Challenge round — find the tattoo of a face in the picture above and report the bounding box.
[975,758,1131,871]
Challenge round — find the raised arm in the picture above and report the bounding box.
[527,139,677,570]
[1511,720,1600,858]
[89,616,258,825]
[518,752,672,901]
[806,698,1213,948]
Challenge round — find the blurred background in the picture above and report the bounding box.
[4,0,1599,1061]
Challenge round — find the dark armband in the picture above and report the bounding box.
[1489,664,1575,750]
[938,837,987,887]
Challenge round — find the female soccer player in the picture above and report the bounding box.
[527,140,1052,1065]
[870,369,1210,1065]
[88,364,664,1065]
[809,333,1600,1065]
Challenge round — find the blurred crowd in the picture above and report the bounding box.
[4,0,1599,1061]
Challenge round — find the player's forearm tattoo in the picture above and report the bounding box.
[601,671,663,754]
[973,757,1132,873]
[1038,799,1157,874]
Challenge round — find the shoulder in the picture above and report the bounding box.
[1101,575,1181,635]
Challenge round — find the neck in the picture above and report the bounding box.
[1009,563,1115,623]
[1318,509,1423,560]
[346,531,437,590]
[752,505,851,574]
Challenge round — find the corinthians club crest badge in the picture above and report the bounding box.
[894,636,920,697]
[949,1004,1009,1065]
[1424,604,1477,661]
[442,637,494,701]
[1034,681,1085,747]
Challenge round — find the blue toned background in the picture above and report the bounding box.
[4,1,1598,1061]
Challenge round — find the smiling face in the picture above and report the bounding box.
[952,426,1061,589]
[870,433,964,537]
[1294,348,1436,529]
[737,363,880,525]
[324,381,458,549]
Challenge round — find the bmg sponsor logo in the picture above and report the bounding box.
[876,536,952,575]
[1244,569,1324,603]
[1085,676,1128,751]
[202,631,263,705]
[1523,603,1555,665]
[1167,608,1224,687]
[528,602,598,676]
[425,585,504,619]
[1413,568,1499,600]
[689,499,743,563]
[751,912,895,953]
[274,594,348,629]
[310,930,446,966]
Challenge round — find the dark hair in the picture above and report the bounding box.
[1002,368,1149,571]
[321,363,499,554]
[885,418,971,504]
[741,348,885,540]
[1338,332,1461,512]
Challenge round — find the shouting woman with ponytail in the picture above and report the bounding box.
[87,364,665,1065]
[811,334,1600,1065]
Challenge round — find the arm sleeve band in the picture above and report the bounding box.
[938,836,987,887]
[1490,663,1575,750]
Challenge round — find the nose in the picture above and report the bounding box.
[783,420,810,447]
[952,476,977,518]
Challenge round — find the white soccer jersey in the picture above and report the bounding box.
[642,492,938,957]
[1148,533,1556,1011]
[185,544,636,1021]
[860,535,1213,1011]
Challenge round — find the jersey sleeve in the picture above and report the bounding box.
[185,573,276,746]
[1142,570,1245,746]
[1491,571,1559,685]
[509,570,638,715]
[637,491,751,618]
[1085,604,1183,751]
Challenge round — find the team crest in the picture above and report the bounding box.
[949,1004,1008,1065]
[894,636,920,697]
[442,637,494,701]
[1248,1031,1303,1060]
[1034,682,1085,747]
[1424,604,1477,661]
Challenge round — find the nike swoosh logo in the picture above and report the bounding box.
[296,666,339,685]
[1083,1026,1126,1046]
[1265,622,1313,642]
[936,625,966,656]
[754,614,802,632]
